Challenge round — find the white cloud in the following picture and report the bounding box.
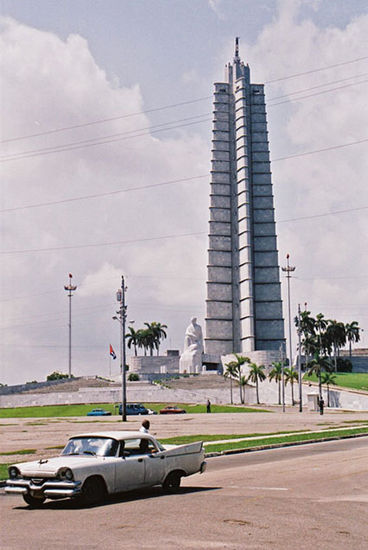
[208,0,224,20]
[0,17,208,384]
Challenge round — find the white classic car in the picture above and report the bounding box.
[5,431,206,507]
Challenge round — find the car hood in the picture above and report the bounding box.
[15,455,107,476]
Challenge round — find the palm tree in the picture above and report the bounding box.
[136,329,149,356]
[284,367,299,405]
[149,322,168,355]
[143,323,158,356]
[295,310,317,368]
[302,335,319,367]
[269,362,283,405]
[224,361,236,404]
[125,326,139,356]
[326,320,346,371]
[307,354,331,401]
[246,363,266,405]
[224,354,250,403]
[294,309,315,338]
[239,375,248,404]
[315,313,328,352]
[345,321,360,359]
[321,371,337,407]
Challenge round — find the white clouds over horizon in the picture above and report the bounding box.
[0,16,208,384]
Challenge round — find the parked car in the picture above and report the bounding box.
[118,403,149,415]
[86,408,112,416]
[5,431,206,507]
[159,406,187,414]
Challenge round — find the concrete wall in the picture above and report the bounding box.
[1,380,367,411]
[351,356,368,373]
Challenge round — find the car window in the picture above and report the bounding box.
[62,437,118,457]
[118,438,159,456]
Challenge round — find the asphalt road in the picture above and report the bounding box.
[1,437,367,550]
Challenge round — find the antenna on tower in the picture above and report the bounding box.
[235,37,240,59]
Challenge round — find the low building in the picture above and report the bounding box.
[128,351,180,379]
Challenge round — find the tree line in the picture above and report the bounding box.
[295,310,360,402]
[125,322,167,356]
[224,312,361,406]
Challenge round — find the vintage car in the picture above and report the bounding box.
[118,403,149,415]
[86,408,112,416]
[5,431,206,507]
[159,406,187,414]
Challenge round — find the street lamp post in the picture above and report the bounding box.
[297,303,303,412]
[113,276,127,422]
[64,273,77,378]
[279,343,286,413]
[282,254,296,374]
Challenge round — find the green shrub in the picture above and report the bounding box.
[336,358,353,372]
[46,372,70,381]
[128,373,139,381]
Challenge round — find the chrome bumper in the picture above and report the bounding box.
[5,479,82,498]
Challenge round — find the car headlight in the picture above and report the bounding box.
[57,467,74,481]
[8,466,20,479]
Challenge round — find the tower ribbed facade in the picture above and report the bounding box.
[205,39,285,357]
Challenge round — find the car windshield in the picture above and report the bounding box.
[61,437,118,457]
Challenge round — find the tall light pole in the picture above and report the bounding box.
[297,303,303,412]
[280,343,286,413]
[282,254,296,373]
[113,276,127,422]
[64,273,77,378]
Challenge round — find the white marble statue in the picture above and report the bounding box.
[179,317,204,374]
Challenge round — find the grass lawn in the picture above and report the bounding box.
[0,464,10,480]
[160,430,310,445]
[304,372,368,392]
[148,403,270,414]
[0,449,36,456]
[0,402,268,418]
[204,426,368,453]
[0,403,118,418]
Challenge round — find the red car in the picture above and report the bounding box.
[159,406,187,415]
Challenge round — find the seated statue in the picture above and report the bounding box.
[179,317,203,374]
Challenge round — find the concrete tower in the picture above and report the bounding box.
[205,39,285,362]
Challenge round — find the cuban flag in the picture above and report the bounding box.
[109,344,116,360]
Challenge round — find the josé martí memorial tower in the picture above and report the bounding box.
[204,38,285,368]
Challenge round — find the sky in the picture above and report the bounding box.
[1,0,367,385]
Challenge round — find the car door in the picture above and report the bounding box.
[138,439,167,486]
[142,451,167,486]
[113,439,145,492]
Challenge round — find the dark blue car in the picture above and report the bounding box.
[118,403,149,415]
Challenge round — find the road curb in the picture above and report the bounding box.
[204,432,368,458]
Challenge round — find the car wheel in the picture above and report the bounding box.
[80,476,107,505]
[162,471,182,493]
[23,494,46,507]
